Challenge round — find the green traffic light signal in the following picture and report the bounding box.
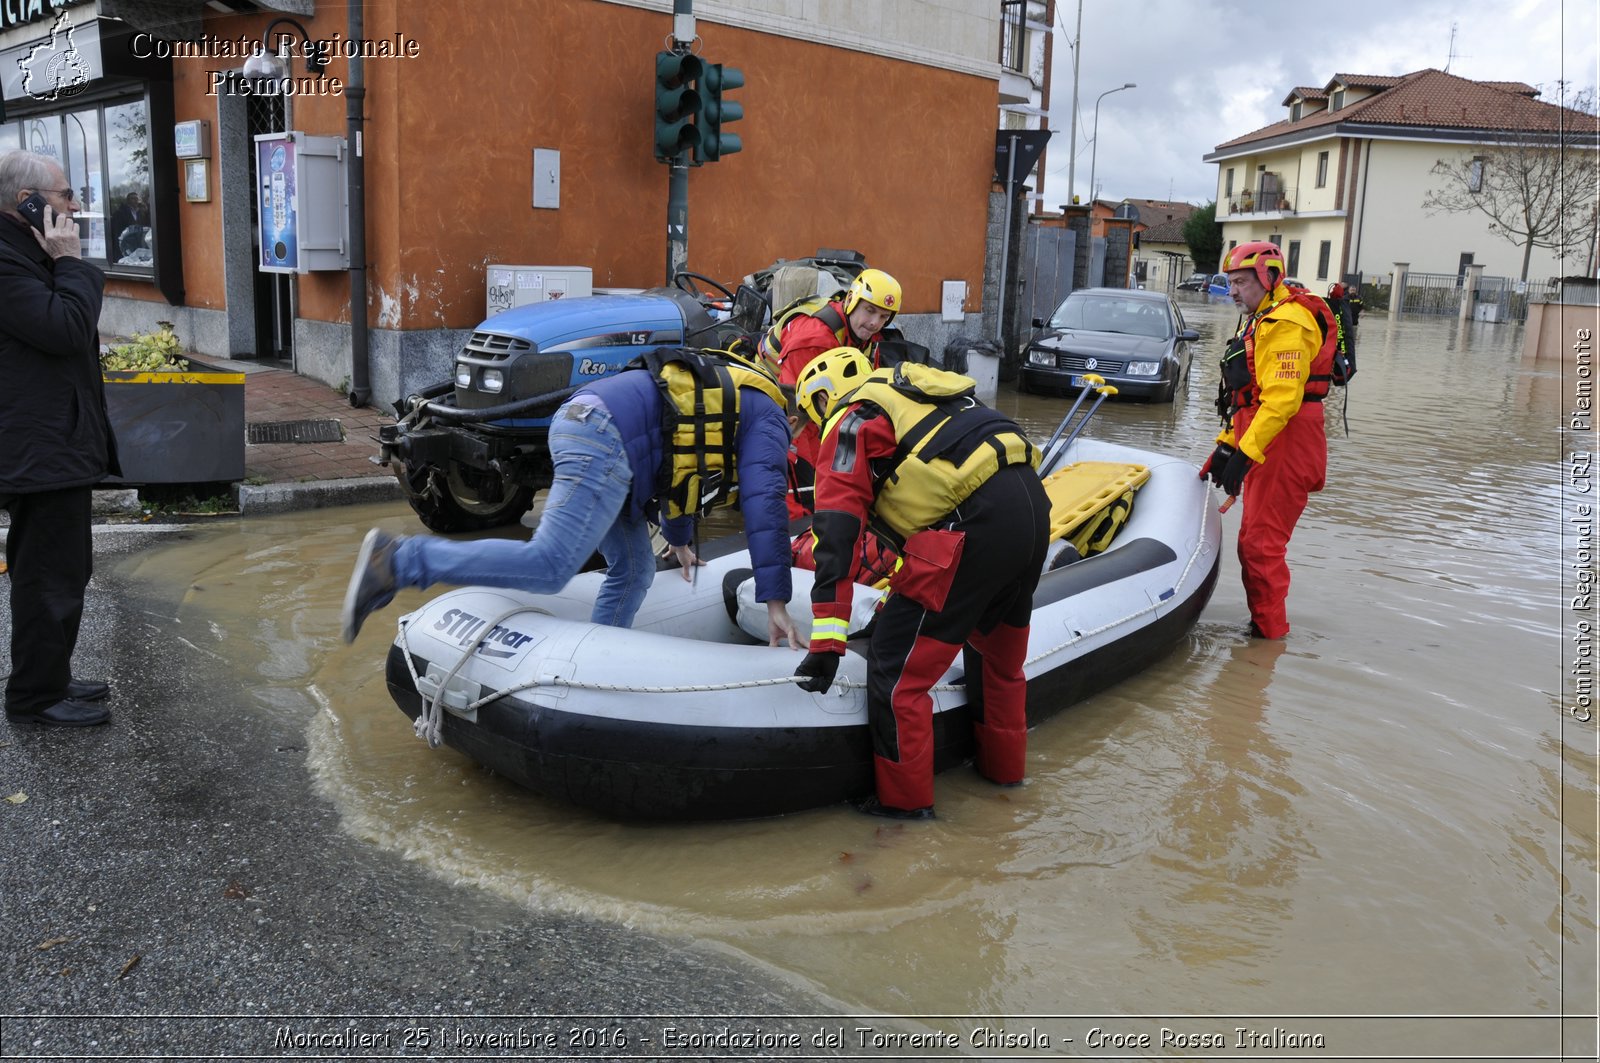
[698,62,744,163]
[654,50,704,161]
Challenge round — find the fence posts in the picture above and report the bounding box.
[1389,262,1409,313]
[1459,263,1485,324]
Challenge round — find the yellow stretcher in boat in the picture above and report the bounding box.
[1042,460,1150,559]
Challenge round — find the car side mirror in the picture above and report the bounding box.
[1179,329,1200,341]
[1031,317,1046,329]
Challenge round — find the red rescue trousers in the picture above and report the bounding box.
[864,466,1049,811]
[1234,403,1326,638]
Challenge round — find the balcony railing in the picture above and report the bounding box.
[1225,192,1295,215]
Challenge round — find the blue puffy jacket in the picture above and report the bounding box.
[580,369,793,605]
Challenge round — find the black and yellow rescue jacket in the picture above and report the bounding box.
[630,347,788,520]
[823,363,1039,543]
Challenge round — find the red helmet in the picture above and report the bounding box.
[1328,282,1346,298]
[1222,241,1285,289]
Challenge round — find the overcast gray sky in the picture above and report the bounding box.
[1040,0,1600,208]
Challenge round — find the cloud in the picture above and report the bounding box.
[1040,0,1600,207]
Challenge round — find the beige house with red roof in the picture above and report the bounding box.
[1203,69,1598,288]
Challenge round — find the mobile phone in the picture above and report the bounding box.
[17,192,48,233]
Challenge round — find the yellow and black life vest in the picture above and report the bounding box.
[822,363,1039,542]
[632,347,787,519]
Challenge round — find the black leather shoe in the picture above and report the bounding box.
[853,795,935,820]
[7,698,110,727]
[68,679,110,701]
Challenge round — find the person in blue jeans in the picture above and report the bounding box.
[340,350,800,647]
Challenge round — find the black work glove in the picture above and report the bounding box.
[1218,446,1256,497]
[795,652,840,694]
[1199,442,1235,485]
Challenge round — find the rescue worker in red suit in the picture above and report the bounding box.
[1200,241,1332,639]
[762,268,902,518]
[791,350,1050,818]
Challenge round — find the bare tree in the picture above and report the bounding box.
[1422,86,1600,281]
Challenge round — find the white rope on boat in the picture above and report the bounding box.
[1021,493,1216,669]
[396,610,932,748]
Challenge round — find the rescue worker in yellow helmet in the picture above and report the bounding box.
[764,267,903,518]
[792,348,1049,818]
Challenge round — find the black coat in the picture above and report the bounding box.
[0,214,120,492]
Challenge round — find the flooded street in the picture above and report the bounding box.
[120,298,1594,1055]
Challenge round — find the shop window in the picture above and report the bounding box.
[104,100,152,271]
[2,99,152,276]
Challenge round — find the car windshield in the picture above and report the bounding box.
[1048,295,1171,339]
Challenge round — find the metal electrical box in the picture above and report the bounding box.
[485,265,593,317]
[254,132,348,273]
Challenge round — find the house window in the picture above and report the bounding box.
[1468,155,1487,193]
[1316,150,1329,187]
[1291,102,1303,122]
[1331,89,1346,110]
[1317,241,1332,280]
[1286,240,1301,277]
[1225,168,1234,197]
[4,99,154,277]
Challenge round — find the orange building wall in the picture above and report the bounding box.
[164,0,996,331]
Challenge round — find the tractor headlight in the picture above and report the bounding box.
[455,363,473,388]
[480,368,504,394]
[1126,361,1161,377]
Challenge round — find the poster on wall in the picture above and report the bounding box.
[256,135,297,272]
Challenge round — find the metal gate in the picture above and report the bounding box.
[1023,223,1075,325]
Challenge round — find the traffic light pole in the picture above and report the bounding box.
[664,0,694,284]
[666,157,689,282]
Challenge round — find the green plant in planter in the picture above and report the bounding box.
[103,322,189,372]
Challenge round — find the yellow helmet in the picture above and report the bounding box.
[843,268,902,321]
[795,347,872,427]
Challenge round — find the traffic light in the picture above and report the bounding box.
[697,63,744,162]
[654,50,703,161]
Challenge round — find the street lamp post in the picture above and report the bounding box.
[1087,82,1135,206]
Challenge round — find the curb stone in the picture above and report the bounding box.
[234,475,403,515]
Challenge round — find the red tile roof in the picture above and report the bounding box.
[1213,69,1595,152]
[1282,86,1328,105]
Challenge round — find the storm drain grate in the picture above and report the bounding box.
[246,419,345,445]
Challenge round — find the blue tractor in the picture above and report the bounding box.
[377,259,879,532]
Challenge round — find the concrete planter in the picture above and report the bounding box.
[102,358,246,484]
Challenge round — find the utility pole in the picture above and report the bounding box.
[1064,0,1082,203]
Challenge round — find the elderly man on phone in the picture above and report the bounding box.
[0,149,121,727]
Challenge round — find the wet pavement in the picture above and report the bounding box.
[0,526,836,1060]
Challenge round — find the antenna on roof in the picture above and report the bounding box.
[1444,21,1470,73]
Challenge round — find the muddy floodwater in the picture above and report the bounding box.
[122,297,1595,1057]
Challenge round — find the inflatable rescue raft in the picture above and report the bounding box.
[382,438,1221,820]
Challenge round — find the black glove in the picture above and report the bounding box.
[1218,446,1256,497]
[1200,442,1236,485]
[795,652,840,694]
